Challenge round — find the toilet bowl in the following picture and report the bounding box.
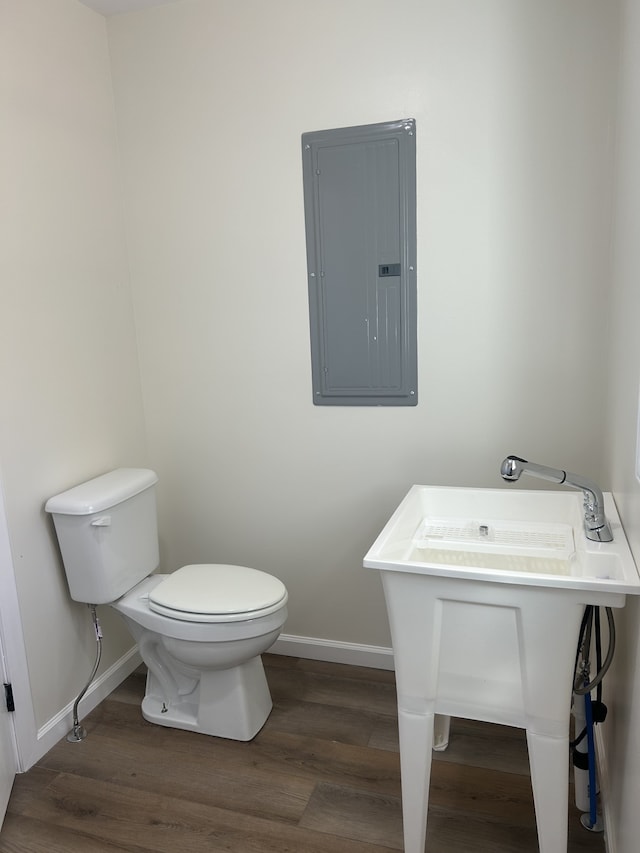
[45,468,288,741]
[113,567,288,740]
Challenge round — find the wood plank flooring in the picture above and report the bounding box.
[1,655,605,852]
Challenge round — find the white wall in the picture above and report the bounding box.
[107,0,618,648]
[0,0,146,732]
[603,2,640,851]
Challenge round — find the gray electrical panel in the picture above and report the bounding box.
[302,118,417,406]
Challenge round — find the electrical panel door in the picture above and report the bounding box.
[302,119,417,406]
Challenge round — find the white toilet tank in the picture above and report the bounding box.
[45,468,160,604]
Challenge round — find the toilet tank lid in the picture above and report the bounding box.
[45,468,158,515]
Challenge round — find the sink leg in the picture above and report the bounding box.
[433,713,451,751]
[516,600,583,853]
[526,730,569,853]
[397,708,434,853]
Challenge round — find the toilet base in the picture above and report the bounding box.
[142,655,273,741]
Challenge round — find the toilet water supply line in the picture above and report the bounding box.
[571,605,615,832]
[67,604,103,743]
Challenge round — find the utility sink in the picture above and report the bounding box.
[364,485,640,594]
[363,485,640,853]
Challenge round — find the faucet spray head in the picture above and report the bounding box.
[500,455,528,481]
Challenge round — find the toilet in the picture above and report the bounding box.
[45,468,288,741]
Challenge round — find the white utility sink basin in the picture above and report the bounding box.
[364,485,639,853]
[364,485,640,594]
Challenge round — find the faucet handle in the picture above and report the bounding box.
[586,521,613,542]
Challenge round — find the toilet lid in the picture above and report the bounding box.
[148,564,287,623]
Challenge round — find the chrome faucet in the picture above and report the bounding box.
[500,455,613,542]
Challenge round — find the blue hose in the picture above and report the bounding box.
[584,687,597,828]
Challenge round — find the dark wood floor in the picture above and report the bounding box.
[1,655,605,852]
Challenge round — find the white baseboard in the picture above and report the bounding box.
[33,646,142,767]
[271,633,395,671]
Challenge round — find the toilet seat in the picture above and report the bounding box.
[148,564,288,623]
